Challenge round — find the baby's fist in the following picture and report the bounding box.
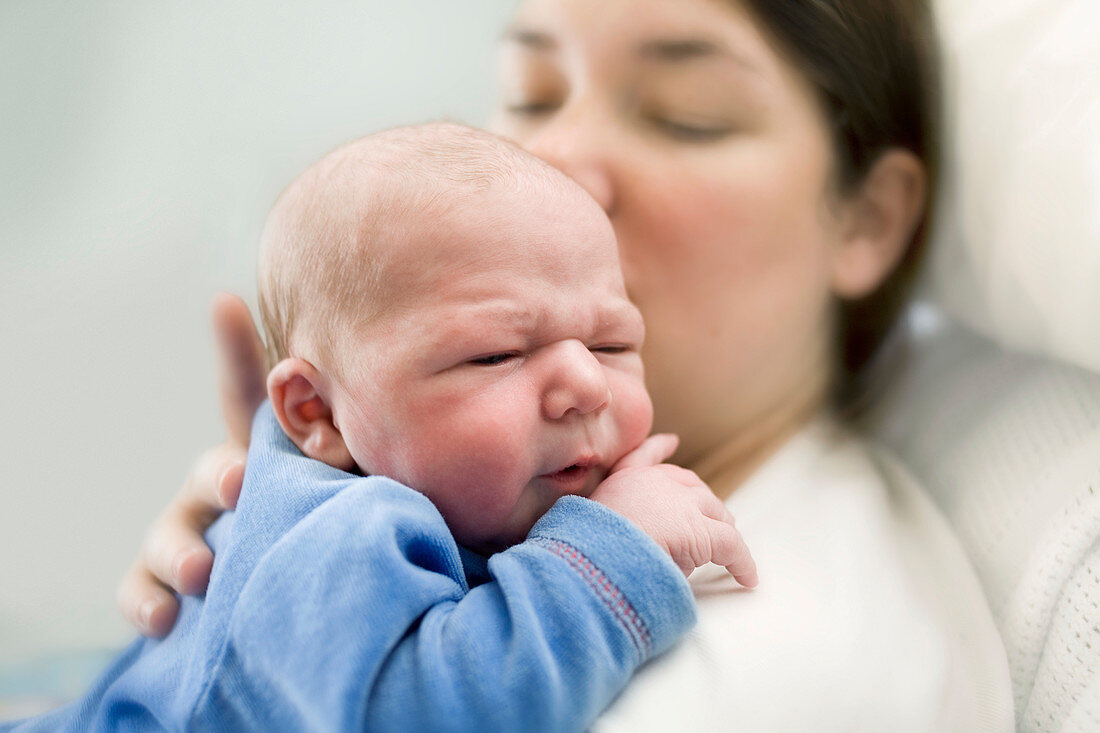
[591,460,757,587]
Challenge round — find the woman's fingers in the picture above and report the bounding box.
[215,457,246,511]
[120,443,239,618]
[188,443,247,512]
[609,433,679,472]
[213,293,268,448]
[115,295,259,639]
[142,443,245,593]
[142,514,216,597]
[117,563,180,639]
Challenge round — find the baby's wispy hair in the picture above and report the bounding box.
[257,121,568,376]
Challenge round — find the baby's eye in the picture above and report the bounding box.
[468,352,519,366]
[590,344,631,355]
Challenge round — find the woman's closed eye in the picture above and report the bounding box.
[506,101,733,142]
[646,115,733,142]
[504,99,561,117]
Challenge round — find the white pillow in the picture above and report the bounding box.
[929,0,1100,374]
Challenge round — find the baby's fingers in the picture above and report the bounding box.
[707,520,758,588]
[609,433,679,473]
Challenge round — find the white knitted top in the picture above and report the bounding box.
[865,311,1100,732]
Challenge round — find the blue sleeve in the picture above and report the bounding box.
[190,481,694,733]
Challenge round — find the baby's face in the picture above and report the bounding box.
[329,182,652,553]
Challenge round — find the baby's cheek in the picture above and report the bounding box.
[408,403,530,496]
[614,375,655,452]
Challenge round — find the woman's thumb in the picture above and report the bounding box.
[213,293,268,447]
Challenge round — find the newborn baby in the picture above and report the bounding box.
[259,123,755,564]
[8,123,755,733]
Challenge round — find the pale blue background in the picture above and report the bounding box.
[0,0,516,712]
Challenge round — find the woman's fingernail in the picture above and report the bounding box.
[216,465,233,492]
[139,598,158,628]
[220,462,245,507]
[173,548,196,583]
[215,462,239,499]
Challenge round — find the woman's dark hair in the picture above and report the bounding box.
[741,0,941,409]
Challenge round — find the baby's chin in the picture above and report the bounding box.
[464,477,611,550]
[452,513,549,556]
[460,532,522,557]
[450,466,613,555]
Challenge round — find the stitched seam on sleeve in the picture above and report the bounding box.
[527,536,652,657]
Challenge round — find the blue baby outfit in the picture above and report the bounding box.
[8,403,694,732]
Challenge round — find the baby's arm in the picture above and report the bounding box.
[193,475,695,731]
[357,437,756,729]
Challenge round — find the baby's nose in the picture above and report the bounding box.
[540,341,612,421]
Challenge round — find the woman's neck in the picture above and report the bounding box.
[689,369,829,501]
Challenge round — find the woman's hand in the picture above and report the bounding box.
[117,294,267,637]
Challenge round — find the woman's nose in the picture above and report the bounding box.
[540,341,612,421]
[523,103,617,214]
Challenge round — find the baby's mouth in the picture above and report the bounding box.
[543,464,592,484]
[539,455,603,493]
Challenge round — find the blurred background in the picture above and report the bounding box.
[0,0,515,712]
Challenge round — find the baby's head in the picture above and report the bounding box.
[259,123,652,552]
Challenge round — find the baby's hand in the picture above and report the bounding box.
[591,435,758,587]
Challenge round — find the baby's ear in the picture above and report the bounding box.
[267,358,356,470]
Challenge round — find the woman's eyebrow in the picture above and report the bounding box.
[501,27,558,52]
[636,37,761,75]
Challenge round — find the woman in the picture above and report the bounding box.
[118,0,1013,728]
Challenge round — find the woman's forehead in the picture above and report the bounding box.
[510,0,763,55]
[502,0,815,126]
[506,0,786,86]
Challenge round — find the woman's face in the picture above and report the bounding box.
[490,0,849,468]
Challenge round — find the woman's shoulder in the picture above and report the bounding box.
[742,416,1009,654]
[725,413,926,533]
[735,413,986,555]
[596,416,1014,732]
[759,416,1013,728]
[725,415,982,636]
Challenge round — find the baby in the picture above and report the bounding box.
[9,123,754,733]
